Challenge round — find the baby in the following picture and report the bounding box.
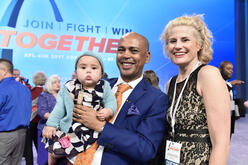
[42,51,117,165]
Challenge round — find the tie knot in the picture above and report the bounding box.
[116,84,131,94]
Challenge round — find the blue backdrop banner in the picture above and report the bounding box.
[0,0,235,91]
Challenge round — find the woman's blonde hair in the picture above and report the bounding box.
[32,71,46,86]
[161,14,213,64]
[44,75,60,94]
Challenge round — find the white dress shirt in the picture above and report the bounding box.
[226,81,240,117]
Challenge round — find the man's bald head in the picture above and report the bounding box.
[120,32,149,50]
[117,32,151,82]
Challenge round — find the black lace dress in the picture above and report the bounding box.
[166,64,211,164]
[148,65,212,165]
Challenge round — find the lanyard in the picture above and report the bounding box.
[170,61,200,136]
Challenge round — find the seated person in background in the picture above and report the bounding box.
[42,51,117,165]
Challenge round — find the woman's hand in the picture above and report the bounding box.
[44,112,50,120]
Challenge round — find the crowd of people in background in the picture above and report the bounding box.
[0,14,248,165]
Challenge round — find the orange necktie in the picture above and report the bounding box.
[109,84,131,123]
[75,84,131,165]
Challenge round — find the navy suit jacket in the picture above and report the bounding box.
[97,78,168,165]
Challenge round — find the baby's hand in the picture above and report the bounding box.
[42,126,56,139]
[97,108,113,121]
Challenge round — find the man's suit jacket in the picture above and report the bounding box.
[97,78,168,165]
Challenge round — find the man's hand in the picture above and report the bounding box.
[42,126,56,139]
[73,104,106,132]
[230,80,244,86]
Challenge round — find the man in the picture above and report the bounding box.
[73,32,168,164]
[13,68,20,78]
[219,61,244,86]
[13,68,31,88]
[0,59,32,164]
[219,61,244,136]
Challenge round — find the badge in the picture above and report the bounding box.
[165,140,182,165]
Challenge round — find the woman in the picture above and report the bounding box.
[155,15,230,165]
[37,75,61,165]
[23,71,46,165]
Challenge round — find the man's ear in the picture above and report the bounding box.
[145,51,151,64]
[1,68,8,77]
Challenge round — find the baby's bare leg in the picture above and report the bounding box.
[48,153,65,165]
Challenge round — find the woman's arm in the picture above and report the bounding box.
[46,88,66,128]
[198,65,230,165]
[37,93,49,120]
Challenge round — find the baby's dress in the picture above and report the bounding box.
[45,79,104,156]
